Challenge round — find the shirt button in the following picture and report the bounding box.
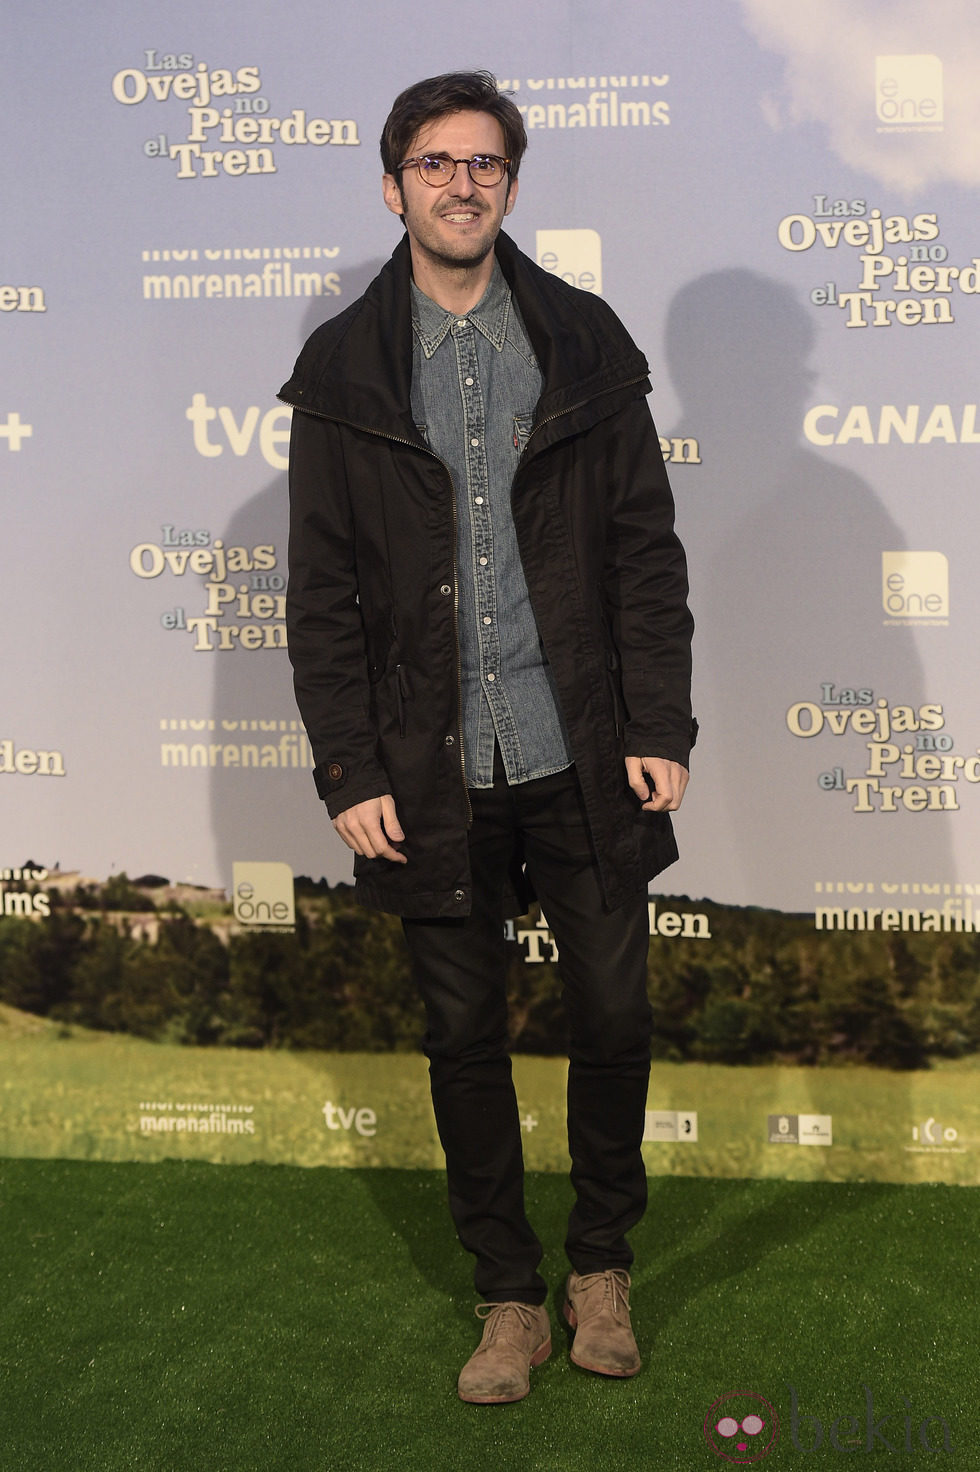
[456,319,468,327]
[474,496,484,505]
[487,673,496,682]
[479,556,488,566]
[439,583,452,596]
[483,615,492,625]
[470,437,480,447]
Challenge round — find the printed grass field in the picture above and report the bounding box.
[1,1004,977,1184]
[2,1158,976,1471]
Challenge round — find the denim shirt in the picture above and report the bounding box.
[410,262,572,788]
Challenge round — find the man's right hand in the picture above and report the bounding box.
[332,794,407,863]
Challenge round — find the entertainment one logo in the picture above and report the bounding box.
[875,54,944,133]
[497,71,669,131]
[786,683,980,815]
[537,229,602,294]
[130,526,286,653]
[141,241,341,303]
[882,551,949,625]
[777,194,980,329]
[110,49,359,180]
[232,861,295,930]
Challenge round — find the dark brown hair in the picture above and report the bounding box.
[380,71,528,180]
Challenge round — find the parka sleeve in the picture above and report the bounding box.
[285,407,391,816]
[601,397,696,767]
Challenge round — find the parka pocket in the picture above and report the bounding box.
[597,607,627,741]
[393,663,410,738]
[379,661,411,739]
[605,646,626,741]
[368,645,411,740]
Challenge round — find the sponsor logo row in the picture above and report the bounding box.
[134,1101,965,1160]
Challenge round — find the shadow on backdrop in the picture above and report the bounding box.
[663,268,952,910]
[208,260,387,890]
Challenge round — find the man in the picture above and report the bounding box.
[280,71,695,1404]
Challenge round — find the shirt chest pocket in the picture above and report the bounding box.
[513,412,534,457]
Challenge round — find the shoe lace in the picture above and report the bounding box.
[474,1301,541,1345]
[573,1269,632,1321]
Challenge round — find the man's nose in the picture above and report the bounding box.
[450,169,478,199]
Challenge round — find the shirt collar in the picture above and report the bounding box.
[411,258,512,359]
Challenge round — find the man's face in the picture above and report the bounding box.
[382,110,518,272]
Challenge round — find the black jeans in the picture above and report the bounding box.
[402,753,652,1304]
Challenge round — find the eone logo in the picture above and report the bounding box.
[882,551,949,619]
[875,55,943,126]
[536,229,602,294]
[704,1392,779,1463]
[232,860,295,927]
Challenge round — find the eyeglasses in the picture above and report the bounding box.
[398,153,511,188]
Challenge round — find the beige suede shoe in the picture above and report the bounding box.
[457,1301,552,1404]
[563,1269,641,1377]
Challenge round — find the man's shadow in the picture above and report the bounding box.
[208,260,386,889]
[661,268,952,909]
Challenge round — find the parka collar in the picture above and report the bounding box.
[278,230,651,440]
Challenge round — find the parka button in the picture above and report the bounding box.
[453,889,465,902]
[439,583,452,596]
[327,762,343,780]
[444,734,455,746]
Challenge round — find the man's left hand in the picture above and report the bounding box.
[625,756,689,812]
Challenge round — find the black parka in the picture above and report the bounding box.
[279,231,695,918]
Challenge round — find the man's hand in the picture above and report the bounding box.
[333,794,407,863]
[625,756,689,813]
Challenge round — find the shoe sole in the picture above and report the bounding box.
[457,1337,552,1404]
[563,1302,641,1378]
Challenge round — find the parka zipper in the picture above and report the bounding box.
[516,372,650,460]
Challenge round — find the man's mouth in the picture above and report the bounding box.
[440,209,483,224]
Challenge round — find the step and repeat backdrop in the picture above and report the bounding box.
[3,0,979,1183]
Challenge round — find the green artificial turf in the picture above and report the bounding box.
[2,1160,976,1470]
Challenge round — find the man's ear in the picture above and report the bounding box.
[503,175,519,217]
[382,173,405,218]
